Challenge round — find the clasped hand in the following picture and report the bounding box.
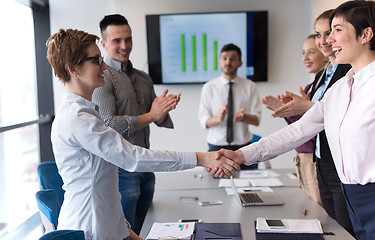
[197,149,246,178]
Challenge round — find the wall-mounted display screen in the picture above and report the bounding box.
[146,11,268,84]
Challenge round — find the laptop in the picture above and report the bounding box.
[230,177,284,207]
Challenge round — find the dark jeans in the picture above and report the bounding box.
[118,169,155,235]
[315,157,354,236]
[341,182,375,240]
[208,142,257,170]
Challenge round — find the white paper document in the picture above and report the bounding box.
[256,218,323,234]
[238,170,281,179]
[146,222,196,240]
[239,170,268,178]
[219,178,250,188]
[249,178,284,187]
[225,186,273,195]
[287,172,298,179]
[267,170,281,178]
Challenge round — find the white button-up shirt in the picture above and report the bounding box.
[241,60,375,185]
[198,75,261,146]
[51,93,196,240]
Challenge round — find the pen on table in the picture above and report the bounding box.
[302,209,307,216]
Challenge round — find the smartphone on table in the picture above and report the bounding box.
[265,219,285,229]
[178,219,203,223]
[198,200,223,206]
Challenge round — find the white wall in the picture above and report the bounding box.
[49,0,342,169]
[313,0,347,19]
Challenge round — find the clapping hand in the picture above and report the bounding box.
[233,108,246,122]
[262,95,283,111]
[272,86,313,118]
[150,89,181,124]
[218,104,228,123]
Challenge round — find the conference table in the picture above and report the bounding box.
[139,168,355,240]
[153,168,299,191]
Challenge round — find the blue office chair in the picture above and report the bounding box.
[39,230,85,240]
[250,134,261,144]
[250,134,271,169]
[37,162,65,207]
[247,134,261,169]
[35,189,61,232]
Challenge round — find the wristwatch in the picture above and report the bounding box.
[241,114,246,122]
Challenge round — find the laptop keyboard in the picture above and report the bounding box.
[241,193,263,203]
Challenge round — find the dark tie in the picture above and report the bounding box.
[227,82,234,144]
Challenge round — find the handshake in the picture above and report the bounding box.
[196,149,247,179]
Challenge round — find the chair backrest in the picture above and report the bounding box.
[39,230,85,240]
[35,189,60,232]
[249,134,262,169]
[250,134,261,144]
[37,162,65,207]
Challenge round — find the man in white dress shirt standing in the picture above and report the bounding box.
[198,43,261,169]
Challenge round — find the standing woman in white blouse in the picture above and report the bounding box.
[46,29,238,240]
[214,1,375,239]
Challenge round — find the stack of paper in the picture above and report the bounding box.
[239,170,268,178]
[219,178,250,188]
[239,170,280,179]
[249,178,283,187]
[219,176,284,188]
[146,222,196,240]
[256,218,323,234]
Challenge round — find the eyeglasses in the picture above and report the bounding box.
[79,56,104,66]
